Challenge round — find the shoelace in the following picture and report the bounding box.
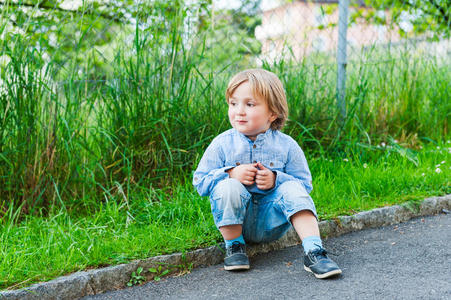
[311,243,338,256]
[311,247,328,260]
[230,241,244,254]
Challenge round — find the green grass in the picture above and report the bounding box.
[1,3,450,291]
[1,27,450,215]
[1,142,449,290]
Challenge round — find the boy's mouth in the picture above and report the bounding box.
[236,120,247,124]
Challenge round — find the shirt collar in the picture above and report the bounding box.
[233,128,273,144]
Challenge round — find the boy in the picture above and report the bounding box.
[193,69,341,279]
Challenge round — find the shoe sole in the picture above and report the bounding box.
[224,264,250,271]
[304,265,342,279]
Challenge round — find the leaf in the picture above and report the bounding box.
[388,137,419,166]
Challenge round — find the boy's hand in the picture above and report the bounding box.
[255,162,276,190]
[227,163,258,185]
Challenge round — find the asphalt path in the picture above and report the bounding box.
[84,213,451,300]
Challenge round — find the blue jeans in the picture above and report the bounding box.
[210,178,318,244]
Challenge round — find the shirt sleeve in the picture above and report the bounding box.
[273,139,313,193]
[192,138,235,196]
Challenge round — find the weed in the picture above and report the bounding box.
[127,267,145,287]
[148,265,170,282]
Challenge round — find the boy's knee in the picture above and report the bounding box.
[213,178,245,196]
[276,181,317,219]
[211,178,249,208]
[278,181,309,198]
[210,178,250,227]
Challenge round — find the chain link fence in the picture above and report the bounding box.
[1,0,449,99]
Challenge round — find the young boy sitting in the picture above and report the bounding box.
[193,69,341,279]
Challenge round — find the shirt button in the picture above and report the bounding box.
[236,162,240,166]
[270,162,274,167]
[253,144,256,149]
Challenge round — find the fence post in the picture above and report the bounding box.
[336,0,349,125]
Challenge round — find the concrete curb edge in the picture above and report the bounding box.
[2,194,450,300]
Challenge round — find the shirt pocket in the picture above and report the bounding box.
[226,154,248,167]
[261,153,285,171]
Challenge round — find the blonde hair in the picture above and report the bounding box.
[225,68,288,130]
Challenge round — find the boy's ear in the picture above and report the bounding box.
[269,112,277,123]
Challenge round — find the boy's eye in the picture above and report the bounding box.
[247,102,255,107]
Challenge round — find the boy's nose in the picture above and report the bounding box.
[237,104,246,115]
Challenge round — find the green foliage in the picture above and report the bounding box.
[1,143,449,290]
[0,0,195,79]
[192,0,262,72]
[148,265,170,281]
[387,137,419,166]
[1,27,450,215]
[127,267,145,287]
[0,0,449,292]
[0,0,449,219]
[314,1,450,38]
[350,0,450,39]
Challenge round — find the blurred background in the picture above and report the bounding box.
[1,0,450,214]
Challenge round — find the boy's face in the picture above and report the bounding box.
[228,81,276,140]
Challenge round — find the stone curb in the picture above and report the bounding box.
[2,194,450,300]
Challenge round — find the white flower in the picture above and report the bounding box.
[447,140,450,144]
[381,142,386,147]
[435,168,442,173]
[448,148,451,153]
[343,158,349,162]
[421,173,425,176]
[435,164,441,168]
[394,140,398,143]
[437,146,440,149]
[363,163,368,168]
[419,145,423,149]
[441,161,445,164]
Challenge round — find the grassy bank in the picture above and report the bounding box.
[1,3,450,291]
[1,29,450,215]
[1,142,449,290]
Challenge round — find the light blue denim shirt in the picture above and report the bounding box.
[193,128,313,197]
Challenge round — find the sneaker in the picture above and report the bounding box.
[224,241,250,271]
[303,247,342,279]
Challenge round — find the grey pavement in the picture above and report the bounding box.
[83,213,451,300]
